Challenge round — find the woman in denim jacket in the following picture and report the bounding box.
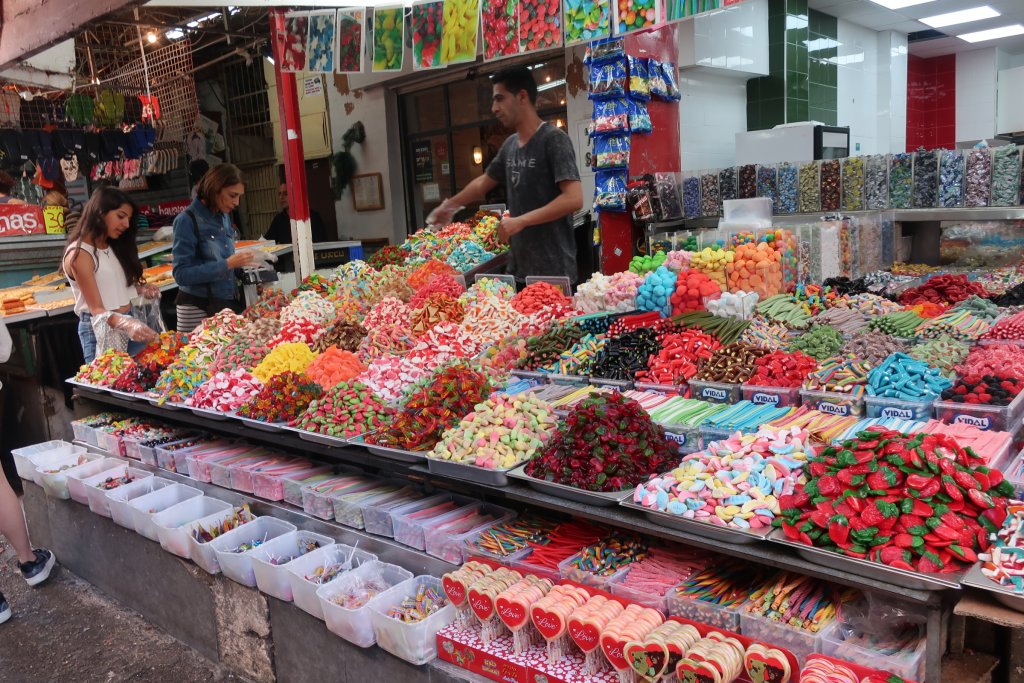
[171,163,258,333]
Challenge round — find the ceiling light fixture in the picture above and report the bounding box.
[867,0,936,9]
[922,6,999,28]
[958,23,1024,42]
[147,31,158,43]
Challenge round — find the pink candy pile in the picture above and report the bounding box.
[187,368,263,412]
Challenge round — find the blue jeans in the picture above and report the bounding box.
[78,311,147,364]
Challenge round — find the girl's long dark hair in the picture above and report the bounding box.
[64,186,143,286]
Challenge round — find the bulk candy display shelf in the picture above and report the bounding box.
[73,388,949,682]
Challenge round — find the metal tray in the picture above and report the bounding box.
[426,457,517,486]
[362,441,426,464]
[768,529,963,591]
[507,464,632,506]
[65,377,107,394]
[619,500,771,545]
[106,388,145,402]
[190,406,230,421]
[961,563,1024,612]
[148,397,182,411]
[231,413,285,433]
[295,428,350,447]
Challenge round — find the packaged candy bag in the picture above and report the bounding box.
[648,59,668,99]
[628,98,651,134]
[661,61,681,100]
[592,99,629,135]
[627,56,650,101]
[594,170,629,211]
[588,57,627,99]
[588,36,624,64]
[594,135,630,169]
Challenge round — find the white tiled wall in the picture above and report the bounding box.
[956,48,998,144]
[679,69,748,171]
[835,20,878,155]
[678,0,770,76]
[874,30,907,155]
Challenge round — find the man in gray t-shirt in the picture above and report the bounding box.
[428,66,583,284]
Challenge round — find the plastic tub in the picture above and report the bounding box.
[12,440,83,481]
[363,490,432,537]
[129,483,205,542]
[741,384,802,408]
[252,463,331,501]
[209,452,273,490]
[65,457,127,505]
[367,576,455,665]
[136,433,192,466]
[865,395,934,421]
[319,561,413,647]
[152,496,232,558]
[558,551,630,590]
[740,611,823,667]
[123,430,177,462]
[250,530,336,601]
[282,469,338,507]
[667,591,746,632]
[933,389,1024,432]
[689,380,741,404]
[186,506,257,574]
[83,465,153,517]
[333,484,415,529]
[424,503,516,564]
[608,569,672,611]
[301,476,378,520]
[657,422,703,456]
[819,621,925,682]
[799,389,866,418]
[393,496,476,551]
[463,527,533,566]
[106,476,174,529]
[191,448,262,484]
[33,450,99,495]
[211,516,297,587]
[286,543,378,619]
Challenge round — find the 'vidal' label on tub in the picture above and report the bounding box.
[701,387,728,401]
[881,407,914,419]
[817,401,850,416]
[750,392,780,406]
[665,432,687,446]
[954,414,992,430]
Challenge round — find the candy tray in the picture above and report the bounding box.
[961,563,1024,613]
[65,377,107,395]
[506,464,632,506]
[231,413,286,433]
[619,500,771,545]
[292,427,350,448]
[768,529,962,591]
[351,434,426,463]
[426,457,518,486]
[189,406,230,421]
[105,388,145,402]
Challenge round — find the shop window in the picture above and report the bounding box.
[399,57,567,231]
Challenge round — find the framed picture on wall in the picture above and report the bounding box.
[352,172,385,211]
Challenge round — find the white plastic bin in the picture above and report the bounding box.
[424,503,516,564]
[185,506,256,574]
[319,561,413,647]
[152,496,232,558]
[367,575,455,665]
[106,476,174,529]
[129,483,204,541]
[83,465,153,517]
[250,531,335,601]
[65,457,126,505]
[212,517,297,587]
[12,440,82,481]
[35,451,102,499]
[286,544,377,619]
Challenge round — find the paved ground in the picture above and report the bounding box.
[0,542,251,683]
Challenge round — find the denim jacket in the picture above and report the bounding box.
[171,198,237,301]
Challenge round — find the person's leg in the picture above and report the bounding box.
[78,313,97,364]
[0,473,33,564]
[175,305,207,334]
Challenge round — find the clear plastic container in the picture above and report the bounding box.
[186,506,257,574]
[333,484,415,530]
[463,526,533,565]
[32,449,98,492]
[363,490,433,537]
[558,551,630,590]
[152,437,222,473]
[799,389,866,418]
[123,430,178,462]
[865,395,934,421]
[250,530,336,601]
[152,496,232,558]
[319,561,414,647]
[608,569,672,611]
[12,440,82,481]
[933,389,1024,432]
[700,425,750,448]
[64,457,126,505]
[667,589,746,632]
[71,414,124,447]
[301,475,378,520]
[424,503,516,564]
[392,496,475,551]
[207,451,270,488]
[688,380,741,405]
[510,551,563,583]
[252,463,331,502]
[211,516,297,587]
[819,621,925,682]
[283,469,338,507]
[740,611,823,667]
[106,476,174,529]
[286,543,378,619]
[83,465,153,517]
[230,454,302,493]
[741,384,802,408]
[129,483,204,542]
[367,575,455,665]
[135,432,194,466]
[186,445,257,483]
[657,422,703,456]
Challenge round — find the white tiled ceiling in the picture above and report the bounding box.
[807,0,1024,55]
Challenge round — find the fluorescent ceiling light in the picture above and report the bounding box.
[922,6,999,28]
[537,78,565,92]
[958,23,1024,42]
[867,0,936,9]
